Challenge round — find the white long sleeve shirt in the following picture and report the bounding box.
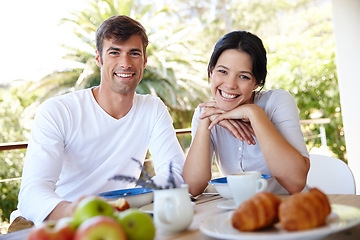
[191,89,309,194]
[17,89,185,224]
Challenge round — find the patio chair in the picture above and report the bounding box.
[306,153,356,194]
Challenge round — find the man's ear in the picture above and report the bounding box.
[143,52,148,69]
[95,50,102,67]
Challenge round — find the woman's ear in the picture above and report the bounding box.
[209,69,214,79]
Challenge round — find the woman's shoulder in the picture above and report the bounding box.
[255,89,294,103]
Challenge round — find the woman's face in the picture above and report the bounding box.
[210,49,259,111]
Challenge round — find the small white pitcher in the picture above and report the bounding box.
[153,184,194,234]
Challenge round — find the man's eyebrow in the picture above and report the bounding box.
[106,47,121,52]
[129,48,142,53]
[106,47,142,53]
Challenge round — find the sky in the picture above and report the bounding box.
[0,0,87,84]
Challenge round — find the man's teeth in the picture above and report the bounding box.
[221,91,238,99]
[116,73,133,77]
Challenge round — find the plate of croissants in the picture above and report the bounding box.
[200,188,360,240]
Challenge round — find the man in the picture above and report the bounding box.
[12,15,185,225]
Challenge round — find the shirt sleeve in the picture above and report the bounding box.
[148,99,185,188]
[18,99,68,225]
[265,90,309,158]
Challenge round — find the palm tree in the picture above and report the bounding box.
[25,0,209,127]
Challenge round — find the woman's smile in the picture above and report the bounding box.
[219,89,240,100]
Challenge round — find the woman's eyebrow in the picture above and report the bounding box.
[216,65,253,74]
[216,65,229,70]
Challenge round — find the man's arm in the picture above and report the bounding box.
[45,196,88,221]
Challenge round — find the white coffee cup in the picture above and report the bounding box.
[227,171,268,207]
[153,184,194,234]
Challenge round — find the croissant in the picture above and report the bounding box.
[279,188,331,231]
[231,192,281,231]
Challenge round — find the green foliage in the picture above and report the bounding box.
[0,89,28,222]
[25,0,209,128]
[265,1,345,160]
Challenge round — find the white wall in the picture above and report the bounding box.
[331,0,360,194]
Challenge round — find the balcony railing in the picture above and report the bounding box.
[0,119,330,183]
[0,119,330,151]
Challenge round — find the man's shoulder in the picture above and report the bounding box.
[135,93,161,102]
[134,93,165,107]
[40,89,92,111]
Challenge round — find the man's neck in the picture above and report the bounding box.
[91,86,134,120]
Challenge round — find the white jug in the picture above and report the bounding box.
[153,184,194,234]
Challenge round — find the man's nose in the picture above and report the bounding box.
[119,55,132,69]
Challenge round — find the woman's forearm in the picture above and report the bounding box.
[248,105,310,193]
[183,118,212,196]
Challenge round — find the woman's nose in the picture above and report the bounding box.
[223,76,237,89]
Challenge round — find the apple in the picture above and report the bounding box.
[73,196,115,227]
[74,216,126,240]
[115,209,156,240]
[27,219,75,240]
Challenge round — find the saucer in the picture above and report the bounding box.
[217,199,237,210]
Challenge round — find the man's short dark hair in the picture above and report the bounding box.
[96,15,149,61]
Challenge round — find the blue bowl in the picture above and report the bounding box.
[99,187,153,208]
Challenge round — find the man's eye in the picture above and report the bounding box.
[130,52,141,56]
[109,51,118,55]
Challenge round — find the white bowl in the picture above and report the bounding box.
[208,177,233,199]
[99,187,154,208]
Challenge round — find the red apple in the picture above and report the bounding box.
[74,216,126,240]
[27,219,75,240]
[73,196,115,227]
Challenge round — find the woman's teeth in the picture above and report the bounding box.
[220,90,238,99]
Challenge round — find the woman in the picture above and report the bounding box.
[183,31,310,196]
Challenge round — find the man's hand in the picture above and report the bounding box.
[45,196,89,221]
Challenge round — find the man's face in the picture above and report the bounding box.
[95,35,147,95]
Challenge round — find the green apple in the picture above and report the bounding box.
[73,196,114,227]
[74,216,126,240]
[27,219,75,240]
[115,209,156,240]
[57,217,77,230]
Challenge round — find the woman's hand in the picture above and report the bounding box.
[198,102,256,145]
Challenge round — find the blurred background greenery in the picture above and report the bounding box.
[0,0,343,225]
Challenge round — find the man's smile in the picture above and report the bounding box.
[114,72,135,78]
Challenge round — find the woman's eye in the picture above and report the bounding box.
[218,69,227,74]
[240,75,251,80]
